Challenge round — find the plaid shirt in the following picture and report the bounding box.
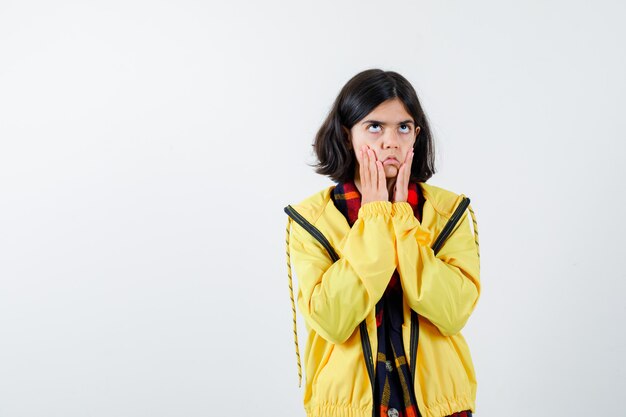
[331,180,472,417]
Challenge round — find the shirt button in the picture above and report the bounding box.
[385,360,393,372]
[388,408,399,417]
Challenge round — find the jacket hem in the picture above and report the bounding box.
[305,402,370,417]
[421,395,475,417]
[304,396,474,417]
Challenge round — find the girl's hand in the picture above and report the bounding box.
[392,148,414,203]
[359,145,388,205]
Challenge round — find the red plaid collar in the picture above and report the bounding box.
[332,179,422,226]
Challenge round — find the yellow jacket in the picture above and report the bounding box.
[284,182,481,417]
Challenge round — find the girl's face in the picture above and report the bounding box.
[348,98,420,179]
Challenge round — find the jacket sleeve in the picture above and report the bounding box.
[391,201,481,336]
[289,200,397,344]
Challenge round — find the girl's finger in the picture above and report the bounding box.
[399,164,407,195]
[362,147,369,189]
[368,148,376,188]
[406,149,414,183]
[400,150,408,186]
[402,155,411,184]
[359,148,366,188]
[377,160,385,191]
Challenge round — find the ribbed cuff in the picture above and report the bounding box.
[358,201,392,218]
[391,201,414,218]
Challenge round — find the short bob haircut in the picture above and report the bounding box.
[310,68,436,184]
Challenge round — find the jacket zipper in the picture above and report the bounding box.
[409,311,422,417]
[359,321,376,417]
[410,310,419,385]
[284,205,339,261]
[284,204,377,415]
[431,197,470,254]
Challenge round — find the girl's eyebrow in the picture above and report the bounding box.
[361,119,414,126]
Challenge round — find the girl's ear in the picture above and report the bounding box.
[415,126,421,137]
[342,126,352,149]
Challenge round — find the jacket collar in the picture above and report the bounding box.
[290,181,465,229]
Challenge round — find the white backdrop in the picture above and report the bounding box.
[1,1,625,416]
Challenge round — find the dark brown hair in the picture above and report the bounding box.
[310,68,436,184]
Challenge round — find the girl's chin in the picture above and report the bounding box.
[384,166,399,175]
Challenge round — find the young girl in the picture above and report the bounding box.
[284,69,481,417]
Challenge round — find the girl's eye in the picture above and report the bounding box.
[367,124,382,133]
[399,124,411,133]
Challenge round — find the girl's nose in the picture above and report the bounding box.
[383,130,400,148]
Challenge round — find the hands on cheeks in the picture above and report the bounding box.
[359,145,414,204]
